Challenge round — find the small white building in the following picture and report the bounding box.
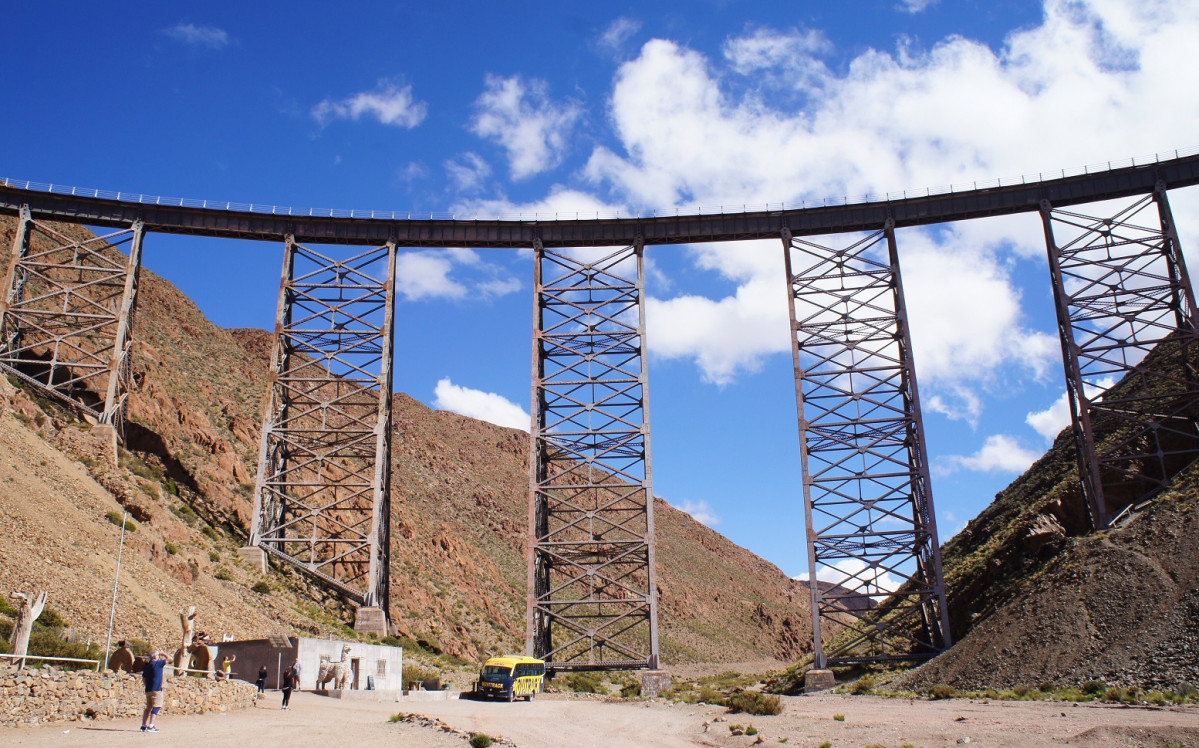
[215,636,403,691]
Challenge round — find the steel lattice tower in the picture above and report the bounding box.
[0,205,144,435]
[1040,185,1199,529]
[527,238,660,671]
[782,222,950,668]
[249,236,395,624]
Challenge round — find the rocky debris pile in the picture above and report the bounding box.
[0,664,258,727]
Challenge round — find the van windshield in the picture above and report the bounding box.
[482,665,512,677]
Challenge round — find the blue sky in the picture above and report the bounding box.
[4,1,1199,587]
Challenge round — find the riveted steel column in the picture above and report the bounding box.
[527,238,659,671]
[99,220,145,434]
[249,237,395,615]
[1040,189,1199,529]
[0,209,144,424]
[783,222,950,666]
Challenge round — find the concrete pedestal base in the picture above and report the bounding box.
[237,546,266,573]
[640,670,672,698]
[804,669,836,693]
[354,606,388,637]
[92,424,119,465]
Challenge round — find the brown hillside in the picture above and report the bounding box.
[0,216,819,667]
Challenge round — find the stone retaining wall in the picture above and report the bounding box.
[1,665,259,727]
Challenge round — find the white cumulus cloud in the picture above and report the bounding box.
[669,499,720,527]
[163,23,229,49]
[939,434,1043,475]
[433,379,530,431]
[313,82,427,128]
[472,75,583,180]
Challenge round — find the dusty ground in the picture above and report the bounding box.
[5,691,1199,747]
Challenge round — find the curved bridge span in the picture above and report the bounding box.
[2,150,1198,673]
[2,151,1198,246]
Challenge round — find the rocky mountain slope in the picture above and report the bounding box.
[0,215,818,667]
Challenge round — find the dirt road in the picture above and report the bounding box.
[5,691,1199,747]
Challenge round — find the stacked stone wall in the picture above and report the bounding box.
[0,665,259,727]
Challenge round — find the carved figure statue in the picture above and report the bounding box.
[317,644,353,690]
[109,640,136,672]
[172,606,201,676]
[10,591,48,670]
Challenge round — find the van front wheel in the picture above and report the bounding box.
[506,690,515,703]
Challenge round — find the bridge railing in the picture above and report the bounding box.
[3,146,1195,223]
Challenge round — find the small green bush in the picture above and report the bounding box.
[620,679,642,698]
[930,684,957,700]
[469,734,492,748]
[104,511,136,532]
[172,504,199,526]
[214,567,234,581]
[832,714,845,721]
[201,526,221,541]
[38,607,67,629]
[163,479,179,496]
[746,725,758,736]
[1081,679,1106,695]
[208,551,220,562]
[725,690,783,716]
[0,597,17,617]
[251,581,271,594]
[850,674,876,695]
[165,542,179,555]
[819,742,832,748]
[1013,684,1031,697]
[562,672,609,695]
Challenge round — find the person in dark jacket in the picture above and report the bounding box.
[281,662,299,710]
[140,650,167,732]
[256,665,268,694]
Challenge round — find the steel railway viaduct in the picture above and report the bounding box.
[2,149,1198,674]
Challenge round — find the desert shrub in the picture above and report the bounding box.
[104,511,136,532]
[201,526,221,541]
[697,686,724,704]
[125,638,154,657]
[250,581,271,594]
[214,567,234,581]
[746,725,759,736]
[620,679,642,698]
[850,674,876,695]
[163,479,179,496]
[172,504,198,526]
[726,690,782,716]
[208,551,220,562]
[1081,679,1106,695]
[403,664,437,690]
[388,713,404,723]
[930,684,957,700]
[469,734,492,748]
[832,713,845,721]
[1101,687,1122,702]
[165,542,179,555]
[1013,684,1031,698]
[819,742,832,748]
[38,606,67,629]
[22,629,102,670]
[1038,680,1055,692]
[0,597,17,617]
[562,672,609,695]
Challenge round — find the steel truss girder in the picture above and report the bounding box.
[527,238,660,671]
[1040,186,1199,529]
[249,236,394,617]
[783,222,951,668]
[0,205,144,432]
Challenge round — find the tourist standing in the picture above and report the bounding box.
[256,665,268,694]
[140,650,167,733]
[281,662,299,710]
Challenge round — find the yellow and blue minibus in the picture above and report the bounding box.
[476,655,546,701]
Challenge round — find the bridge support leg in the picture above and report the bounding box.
[526,237,661,671]
[782,221,951,668]
[1040,186,1199,529]
[248,237,396,628]
[0,206,145,442]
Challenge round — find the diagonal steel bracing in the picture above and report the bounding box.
[782,222,950,668]
[1040,186,1199,529]
[249,236,394,616]
[527,238,660,671]
[0,205,144,433]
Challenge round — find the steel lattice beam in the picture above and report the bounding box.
[249,236,394,617]
[0,205,144,432]
[1041,186,1199,529]
[527,238,660,671]
[783,222,950,668]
